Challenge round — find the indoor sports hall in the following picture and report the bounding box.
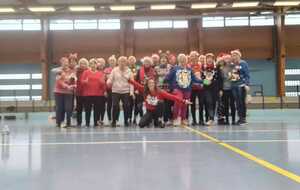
[1,1,300,190]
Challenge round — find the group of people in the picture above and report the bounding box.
[53,49,250,128]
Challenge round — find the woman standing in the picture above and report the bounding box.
[165,54,203,126]
[107,56,133,127]
[54,57,76,128]
[81,58,106,127]
[75,58,88,127]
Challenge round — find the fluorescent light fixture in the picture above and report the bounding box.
[191,3,217,9]
[150,4,176,10]
[28,6,55,12]
[274,1,300,6]
[0,7,15,13]
[110,5,135,11]
[261,11,273,14]
[232,2,259,7]
[69,6,95,12]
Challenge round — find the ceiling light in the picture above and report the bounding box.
[0,7,15,13]
[69,6,95,12]
[110,5,135,11]
[150,4,176,10]
[232,2,259,7]
[274,1,300,6]
[191,3,217,9]
[28,6,55,12]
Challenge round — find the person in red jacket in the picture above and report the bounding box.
[75,58,88,127]
[128,77,191,128]
[81,58,106,127]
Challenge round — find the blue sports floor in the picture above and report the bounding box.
[0,109,300,190]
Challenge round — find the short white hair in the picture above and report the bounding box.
[142,56,153,65]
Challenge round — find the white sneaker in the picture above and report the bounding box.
[173,117,181,126]
[205,120,214,126]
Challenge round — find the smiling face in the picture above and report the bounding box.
[147,79,155,92]
[189,51,198,64]
[108,56,117,67]
[177,54,187,67]
[231,53,240,64]
[118,56,128,69]
[160,56,168,65]
[79,58,88,70]
[60,57,69,69]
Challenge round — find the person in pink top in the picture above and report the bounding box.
[81,58,106,127]
[54,57,76,128]
[96,57,107,125]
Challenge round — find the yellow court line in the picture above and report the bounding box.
[184,126,300,184]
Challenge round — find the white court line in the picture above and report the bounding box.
[2,139,300,146]
[201,129,300,133]
[41,130,189,136]
[0,140,210,146]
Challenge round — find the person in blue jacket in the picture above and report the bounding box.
[165,53,205,126]
[230,49,250,125]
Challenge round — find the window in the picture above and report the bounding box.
[285,80,300,86]
[32,84,42,90]
[173,20,188,28]
[98,19,120,30]
[0,74,30,80]
[74,19,97,30]
[285,69,300,75]
[203,17,224,28]
[225,17,249,26]
[285,14,300,25]
[285,92,300,97]
[50,20,74,30]
[149,20,172,28]
[0,19,22,30]
[134,21,149,29]
[250,16,274,26]
[0,85,30,90]
[31,73,42,79]
[23,19,41,31]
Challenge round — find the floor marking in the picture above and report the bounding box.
[41,130,189,136]
[184,126,300,184]
[0,140,211,146]
[201,129,300,133]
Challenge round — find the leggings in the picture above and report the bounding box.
[172,89,191,120]
[134,94,144,120]
[84,96,105,126]
[106,90,113,121]
[55,93,73,126]
[139,102,163,128]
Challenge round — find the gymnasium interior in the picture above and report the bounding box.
[1,0,300,190]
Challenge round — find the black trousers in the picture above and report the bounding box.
[203,89,215,121]
[112,93,130,125]
[232,86,247,120]
[134,94,144,120]
[139,102,163,128]
[106,90,113,121]
[76,96,85,125]
[55,93,73,126]
[84,96,105,126]
[163,99,174,122]
[222,89,236,123]
[190,89,205,124]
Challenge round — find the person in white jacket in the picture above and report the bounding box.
[107,56,134,127]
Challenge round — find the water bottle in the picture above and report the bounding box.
[2,125,10,135]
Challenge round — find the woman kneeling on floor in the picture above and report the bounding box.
[124,68,191,128]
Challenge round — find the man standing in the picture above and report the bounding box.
[230,49,250,125]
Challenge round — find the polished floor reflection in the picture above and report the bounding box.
[1,110,300,190]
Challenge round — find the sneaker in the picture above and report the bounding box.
[173,118,181,126]
[192,121,197,126]
[182,119,189,126]
[205,120,214,126]
[238,120,248,126]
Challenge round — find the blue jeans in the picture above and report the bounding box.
[55,93,73,126]
[231,86,247,120]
